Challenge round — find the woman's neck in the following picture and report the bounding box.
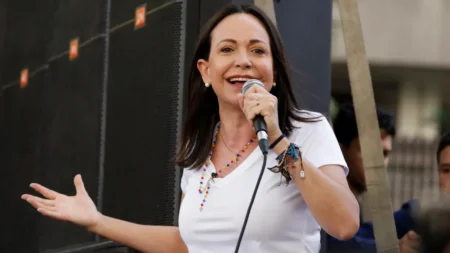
[218,103,254,149]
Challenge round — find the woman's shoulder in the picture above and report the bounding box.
[290,110,329,128]
[288,109,335,141]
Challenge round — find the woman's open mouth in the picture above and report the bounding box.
[227,77,251,86]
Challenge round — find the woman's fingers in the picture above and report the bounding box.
[37,208,63,220]
[246,98,274,118]
[245,83,268,95]
[30,183,59,200]
[246,92,265,100]
[24,196,57,211]
[23,195,55,207]
[240,88,277,125]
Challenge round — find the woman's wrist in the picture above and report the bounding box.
[272,137,290,156]
[268,130,289,155]
[87,211,105,233]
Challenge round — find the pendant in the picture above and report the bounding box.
[300,170,305,179]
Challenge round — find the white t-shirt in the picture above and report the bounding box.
[178,111,348,253]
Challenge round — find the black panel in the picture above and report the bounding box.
[103,1,182,226]
[0,40,105,253]
[33,39,105,251]
[48,0,105,56]
[183,0,200,93]
[199,0,252,26]
[199,0,231,25]
[0,5,7,89]
[274,0,333,115]
[0,72,46,253]
[1,0,54,86]
[110,0,172,28]
[0,1,54,252]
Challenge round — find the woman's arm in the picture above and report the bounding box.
[88,194,187,253]
[23,176,188,253]
[238,85,358,239]
[89,216,187,253]
[273,138,360,240]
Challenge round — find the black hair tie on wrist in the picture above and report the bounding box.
[269,133,286,149]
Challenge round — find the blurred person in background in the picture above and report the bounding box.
[438,132,450,194]
[416,132,450,253]
[325,103,420,253]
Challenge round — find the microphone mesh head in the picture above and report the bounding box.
[242,79,264,94]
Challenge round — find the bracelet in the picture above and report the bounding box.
[269,133,286,149]
[268,143,304,185]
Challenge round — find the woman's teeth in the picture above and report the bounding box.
[228,78,250,84]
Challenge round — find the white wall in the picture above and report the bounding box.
[332,0,450,68]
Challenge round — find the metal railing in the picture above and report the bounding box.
[388,138,441,209]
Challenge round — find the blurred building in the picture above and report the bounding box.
[331,0,450,140]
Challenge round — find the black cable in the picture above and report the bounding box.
[234,152,268,253]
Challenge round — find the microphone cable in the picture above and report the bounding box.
[234,152,268,253]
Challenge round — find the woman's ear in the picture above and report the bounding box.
[197,59,210,84]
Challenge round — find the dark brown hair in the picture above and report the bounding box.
[176,4,318,169]
[437,132,450,163]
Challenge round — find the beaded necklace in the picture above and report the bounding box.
[198,123,256,211]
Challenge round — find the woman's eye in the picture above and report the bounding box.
[253,48,265,54]
[220,47,233,53]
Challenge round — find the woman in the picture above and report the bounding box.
[22,4,359,253]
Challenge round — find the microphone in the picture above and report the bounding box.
[241,79,269,154]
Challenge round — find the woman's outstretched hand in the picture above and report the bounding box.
[21,174,101,230]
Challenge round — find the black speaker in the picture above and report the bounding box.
[0,72,47,253]
[36,39,105,250]
[0,0,108,251]
[101,0,186,228]
[0,1,55,252]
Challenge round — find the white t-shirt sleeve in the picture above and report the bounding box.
[180,168,192,194]
[296,114,349,175]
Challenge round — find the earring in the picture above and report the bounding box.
[273,82,276,87]
[205,82,210,88]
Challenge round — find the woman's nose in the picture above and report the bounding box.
[234,51,252,69]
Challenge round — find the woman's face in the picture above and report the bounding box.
[197,13,275,106]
